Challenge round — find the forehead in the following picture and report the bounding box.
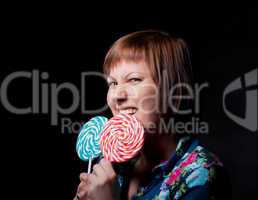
[108,61,151,78]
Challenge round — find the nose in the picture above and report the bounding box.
[113,85,128,105]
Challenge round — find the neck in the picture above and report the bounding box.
[144,133,177,162]
[126,134,177,199]
[132,133,177,179]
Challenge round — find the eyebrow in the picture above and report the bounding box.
[125,72,144,78]
[107,72,144,81]
[106,76,115,82]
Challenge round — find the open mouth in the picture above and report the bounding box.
[119,107,137,115]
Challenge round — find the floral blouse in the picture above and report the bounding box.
[117,136,231,200]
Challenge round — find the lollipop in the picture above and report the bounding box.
[100,113,144,163]
[76,116,108,173]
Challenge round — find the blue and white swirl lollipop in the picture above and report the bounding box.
[76,116,108,173]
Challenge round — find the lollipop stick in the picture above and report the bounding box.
[87,155,92,174]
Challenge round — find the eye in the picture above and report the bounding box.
[129,78,142,83]
[108,81,118,87]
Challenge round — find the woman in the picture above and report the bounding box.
[75,30,230,200]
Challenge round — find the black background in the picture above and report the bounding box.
[1,4,258,200]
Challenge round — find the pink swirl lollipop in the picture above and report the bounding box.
[100,113,144,163]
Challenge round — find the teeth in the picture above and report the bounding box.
[119,108,137,115]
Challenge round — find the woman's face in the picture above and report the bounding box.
[106,61,160,130]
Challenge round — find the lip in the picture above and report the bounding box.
[117,107,138,115]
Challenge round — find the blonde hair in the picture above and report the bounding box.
[103,30,192,116]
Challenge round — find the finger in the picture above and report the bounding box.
[92,163,107,181]
[77,181,88,198]
[87,173,98,188]
[79,173,89,183]
[77,191,88,200]
[99,159,116,181]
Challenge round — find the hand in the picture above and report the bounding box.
[76,159,117,200]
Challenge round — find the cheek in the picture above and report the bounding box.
[137,109,159,132]
[137,87,159,113]
[136,87,160,129]
[106,90,114,110]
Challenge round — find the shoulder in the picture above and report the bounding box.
[158,144,230,200]
[180,145,223,189]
